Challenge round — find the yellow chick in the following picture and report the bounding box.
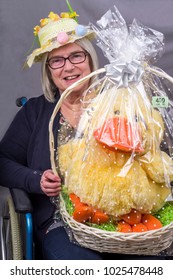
[58,85,172,217]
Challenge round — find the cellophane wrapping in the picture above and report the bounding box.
[56,6,173,241]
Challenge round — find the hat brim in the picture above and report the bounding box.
[26,31,95,68]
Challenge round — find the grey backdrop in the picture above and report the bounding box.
[1,0,173,139]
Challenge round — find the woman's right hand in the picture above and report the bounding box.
[40,169,61,197]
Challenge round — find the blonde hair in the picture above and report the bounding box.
[41,38,99,102]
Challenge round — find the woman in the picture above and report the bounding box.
[0,6,168,261]
[0,8,102,259]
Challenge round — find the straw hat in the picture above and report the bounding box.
[26,7,94,67]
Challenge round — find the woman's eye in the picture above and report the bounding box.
[50,57,63,65]
[114,110,120,115]
[53,58,61,63]
[73,54,80,58]
[72,53,83,59]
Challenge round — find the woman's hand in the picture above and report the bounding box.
[40,169,61,197]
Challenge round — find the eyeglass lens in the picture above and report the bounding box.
[47,51,87,69]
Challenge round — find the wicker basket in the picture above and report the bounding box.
[60,194,173,255]
[49,70,173,256]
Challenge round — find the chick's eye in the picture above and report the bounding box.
[114,110,120,115]
[135,115,139,122]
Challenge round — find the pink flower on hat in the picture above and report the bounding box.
[27,1,94,67]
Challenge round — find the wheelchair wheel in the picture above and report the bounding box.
[1,196,23,260]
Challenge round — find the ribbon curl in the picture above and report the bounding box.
[105,59,144,88]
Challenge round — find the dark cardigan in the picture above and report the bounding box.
[0,94,61,243]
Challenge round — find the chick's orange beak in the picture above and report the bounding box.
[93,117,144,153]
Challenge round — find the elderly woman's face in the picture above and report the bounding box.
[47,43,91,95]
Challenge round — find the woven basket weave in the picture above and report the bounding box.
[60,194,173,255]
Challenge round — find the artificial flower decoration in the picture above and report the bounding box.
[66,0,79,22]
[61,11,79,19]
[48,11,60,21]
[40,18,49,27]
[26,0,94,67]
[33,10,79,36]
[69,11,79,19]
[60,12,71,18]
[33,25,40,36]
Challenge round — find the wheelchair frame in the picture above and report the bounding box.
[0,188,33,260]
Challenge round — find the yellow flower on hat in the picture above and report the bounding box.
[60,11,79,19]
[33,25,41,36]
[69,11,79,18]
[40,18,49,27]
[48,11,60,21]
[60,12,70,18]
[27,0,94,68]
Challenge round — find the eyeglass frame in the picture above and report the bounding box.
[46,51,89,70]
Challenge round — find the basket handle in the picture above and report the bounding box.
[49,64,173,175]
[49,68,106,175]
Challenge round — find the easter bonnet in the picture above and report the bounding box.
[26,0,94,67]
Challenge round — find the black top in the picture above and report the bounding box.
[0,94,61,238]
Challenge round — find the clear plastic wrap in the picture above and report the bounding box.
[49,6,173,252]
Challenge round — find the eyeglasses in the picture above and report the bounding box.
[47,51,88,69]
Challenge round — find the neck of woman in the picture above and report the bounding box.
[60,99,82,128]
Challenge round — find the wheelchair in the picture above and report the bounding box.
[0,97,34,260]
[0,188,33,260]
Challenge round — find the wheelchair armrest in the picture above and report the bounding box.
[10,188,33,214]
